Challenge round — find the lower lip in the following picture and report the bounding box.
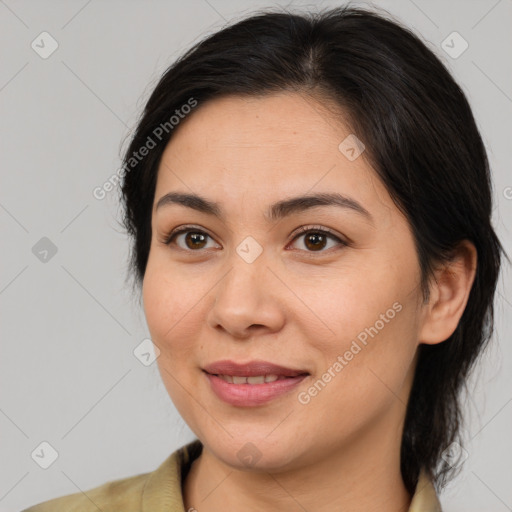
[204,372,308,407]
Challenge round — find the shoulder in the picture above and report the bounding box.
[20,440,203,512]
[20,471,150,512]
[409,469,443,512]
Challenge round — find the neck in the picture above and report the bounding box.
[183,406,412,512]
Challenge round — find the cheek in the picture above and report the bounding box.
[299,264,403,353]
[300,301,418,439]
[142,263,196,359]
[143,267,200,405]
[300,254,419,393]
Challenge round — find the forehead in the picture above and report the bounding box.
[163,92,345,158]
[154,92,392,218]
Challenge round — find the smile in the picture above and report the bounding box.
[204,371,309,406]
[211,374,290,384]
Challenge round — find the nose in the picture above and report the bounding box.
[207,254,286,340]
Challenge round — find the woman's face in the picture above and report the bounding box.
[143,92,426,471]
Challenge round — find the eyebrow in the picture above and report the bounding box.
[155,191,373,223]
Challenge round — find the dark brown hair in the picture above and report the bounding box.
[118,5,506,494]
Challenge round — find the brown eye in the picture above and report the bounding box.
[289,227,347,253]
[164,228,219,251]
[183,232,208,249]
[303,232,328,251]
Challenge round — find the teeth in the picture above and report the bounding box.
[216,374,282,384]
[247,376,265,384]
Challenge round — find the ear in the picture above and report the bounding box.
[419,240,477,345]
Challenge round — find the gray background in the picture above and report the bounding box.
[1,0,511,510]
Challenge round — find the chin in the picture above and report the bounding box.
[200,431,307,472]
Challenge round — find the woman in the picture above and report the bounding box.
[23,5,505,512]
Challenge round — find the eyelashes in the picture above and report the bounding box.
[163,226,218,251]
[290,225,348,252]
[161,224,349,254]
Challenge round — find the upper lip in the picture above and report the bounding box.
[203,360,309,377]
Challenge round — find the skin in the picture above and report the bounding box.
[142,92,477,512]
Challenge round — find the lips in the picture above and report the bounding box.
[203,360,310,406]
[202,359,309,378]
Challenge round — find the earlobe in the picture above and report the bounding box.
[419,240,478,345]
